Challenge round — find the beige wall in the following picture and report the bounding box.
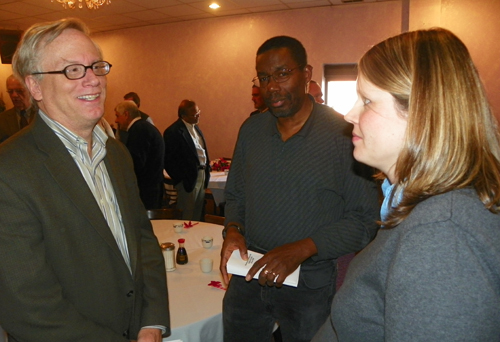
[95,1,403,159]
[0,0,498,160]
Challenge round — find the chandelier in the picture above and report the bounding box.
[52,0,111,10]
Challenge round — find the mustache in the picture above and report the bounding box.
[264,93,289,104]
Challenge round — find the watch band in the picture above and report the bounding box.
[222,223,245,239]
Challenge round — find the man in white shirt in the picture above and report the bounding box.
[163,99,210,221]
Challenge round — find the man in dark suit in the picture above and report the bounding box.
[118,92,154,144]
[163,99,210,221]
[0,18,169,342]
[115,100,165,209]
[123,92,154,125]
[0,75,36,143]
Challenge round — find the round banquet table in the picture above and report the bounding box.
[151,220,226,342]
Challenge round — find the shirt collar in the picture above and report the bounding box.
[38,109,108,151]
[269,94,316,139]
[181,118,196,129]
[380,178,403,223]
[127,116,141,131]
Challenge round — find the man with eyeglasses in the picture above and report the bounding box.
[0,75,36,143]
[0,18,169,342]
[163,99,210,221]
[220,36,380,342]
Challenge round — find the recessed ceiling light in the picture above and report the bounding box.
[209,3,220,9]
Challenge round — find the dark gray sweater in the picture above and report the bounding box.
[225,101,380,288]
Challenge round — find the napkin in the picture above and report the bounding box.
[226,250,300,287]
[208,281,226,290]
[183,221,199,228]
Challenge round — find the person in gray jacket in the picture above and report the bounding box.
[313,28,500,342]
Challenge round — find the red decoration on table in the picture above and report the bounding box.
[208,281,227,290]
[183,221,199,228]
[210,158,231,172]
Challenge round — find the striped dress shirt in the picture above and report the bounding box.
[38,110,131,273]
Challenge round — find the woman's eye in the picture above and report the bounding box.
[363,98,371,106]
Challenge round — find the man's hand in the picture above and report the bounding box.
[220,225,247,284]
[133,328,162,342]
[245,238,317,287]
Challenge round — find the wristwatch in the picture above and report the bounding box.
[222,223,245,239]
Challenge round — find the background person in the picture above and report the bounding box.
[313,28,500,342]
[0,75,36,143]
[124,91,154,125]
[163,99,210,221]
[308,80,324,104]
[220,35,379,342]
[115,100,165,210]
[0,18,169,342]
[250,84,267,115]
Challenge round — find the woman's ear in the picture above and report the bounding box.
[24,75,42,101]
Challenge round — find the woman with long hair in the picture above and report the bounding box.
[313,28,500,341]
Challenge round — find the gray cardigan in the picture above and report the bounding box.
[313,188,500,342]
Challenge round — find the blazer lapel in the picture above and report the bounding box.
[104,141,138,276]
[32,116,127,267]
[178,121,198,157]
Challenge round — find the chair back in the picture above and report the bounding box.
[147,208,182,220]
[204,214,225,226]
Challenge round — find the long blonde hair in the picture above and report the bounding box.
[359,28,500,228]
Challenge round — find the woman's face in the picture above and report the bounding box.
[345,74,407,183]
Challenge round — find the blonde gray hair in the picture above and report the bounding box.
[115,101,140,119]
[12,18,100,87]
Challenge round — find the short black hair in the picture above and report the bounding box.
[124,92,140,107]
[178,99,196,118]
[256,36,307,67]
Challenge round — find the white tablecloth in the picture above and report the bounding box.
[152,220,225,342]
[208,172,227,206]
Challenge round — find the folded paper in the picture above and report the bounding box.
[226,250,300,287]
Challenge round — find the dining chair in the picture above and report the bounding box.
[204,214,225,226]
[204,190,217,215]
[146,208,182,220]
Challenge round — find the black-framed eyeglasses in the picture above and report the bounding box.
[30,61,112,80]
[252,66,302,87]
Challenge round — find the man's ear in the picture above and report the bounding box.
[25,75,42,101]
[304,64,313,84]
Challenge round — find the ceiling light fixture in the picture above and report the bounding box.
[209,3,220,9]
[51,0,111,10]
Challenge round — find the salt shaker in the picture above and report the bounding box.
[160,242,176,272]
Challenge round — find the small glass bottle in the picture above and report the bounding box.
[176,238,188,265]
[160,242,176,272]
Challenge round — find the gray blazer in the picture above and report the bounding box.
[0,114,170,341]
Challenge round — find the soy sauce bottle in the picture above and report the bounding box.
[176,238,188,265]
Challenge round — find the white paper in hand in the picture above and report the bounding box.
[226,250,300,287]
